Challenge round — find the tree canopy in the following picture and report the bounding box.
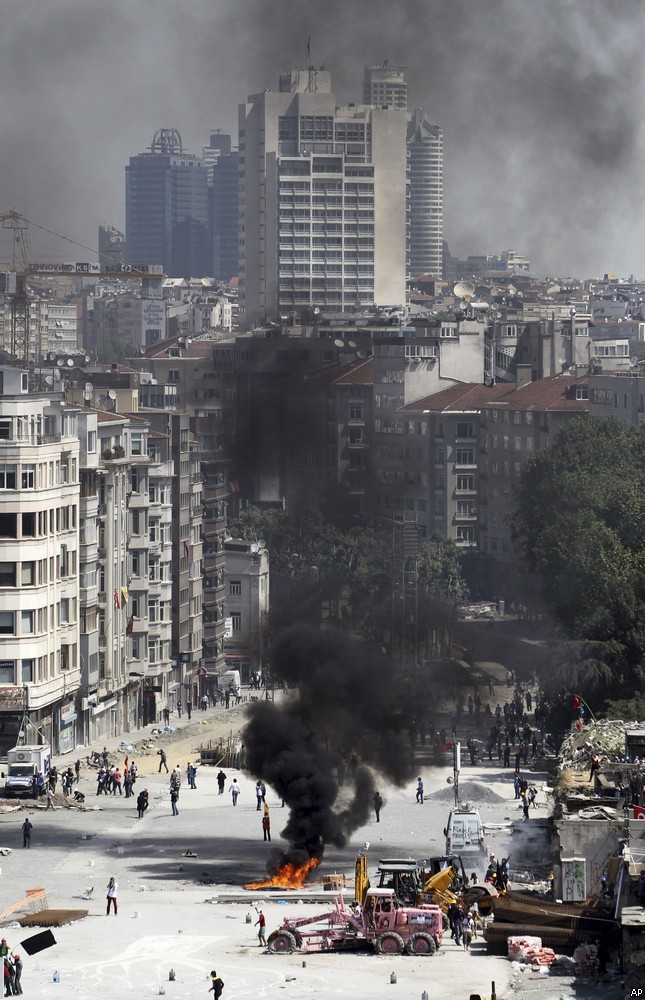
[514,415,645,701]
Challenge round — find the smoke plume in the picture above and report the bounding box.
[243,624,413,871]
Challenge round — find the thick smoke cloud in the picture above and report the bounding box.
[243,624,413,870]
[1,1,644,275]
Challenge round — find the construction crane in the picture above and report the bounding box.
[0,210,164,365]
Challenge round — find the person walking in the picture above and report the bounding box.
[262,806,271,842]
[255,781,264,810]
[112,768,123,795]
[186,702,192,720]
[415,776,424,804]
[217,770,227,795]
[373,791,383,823]
[171,787,179,816]
[177,701,182,719]
[21,819,32,849]
[201,694,208,712]
[187,763,197,789]
[123,772,133,798]
[12,954,22,995]
[74,759,81,783]
[106,876,118,915]
[136,789,147,819]
[462,914,474,951]
[158,749,169,774]
[208,970,224,997]
[255,910,267,946]
[46,786,56,810]
[229,778,241,805]
[163,707,170,725]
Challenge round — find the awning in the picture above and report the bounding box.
[60,713,77,726]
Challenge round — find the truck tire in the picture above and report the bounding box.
[405,932,436,956]
[267,930,296,954]
[376,932,404,955]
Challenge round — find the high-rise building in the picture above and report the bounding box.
[204,132,239,282]
[125,129,210,278]
[238,70,407,328]
[407,109,444,278]
[98,226,125,269]
[363,63,408,110]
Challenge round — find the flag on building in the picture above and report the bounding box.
[121,585,129,604]
[126,616,134,635]
[113,589,120,610]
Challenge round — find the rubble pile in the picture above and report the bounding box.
[507,935,556,966]
[559,719,637,767]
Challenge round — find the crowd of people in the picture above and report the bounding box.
[0,938,23,995]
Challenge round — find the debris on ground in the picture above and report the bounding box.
[431,781,506,804]
[559,719,636,767]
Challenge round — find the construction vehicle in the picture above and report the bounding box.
[375,855,497,916]
[266,887,443,956]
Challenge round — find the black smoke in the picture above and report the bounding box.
[243,624,413,871]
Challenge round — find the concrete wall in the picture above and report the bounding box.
[555,816,624,897]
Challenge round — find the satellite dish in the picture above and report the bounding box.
[334,338,344,348]
[491,310,502,320]
[250,542,259,554]
[67,358,75,367]
[348,339,357,348]
[104,397,116,412]
[45,376,54,386]
[53,369,61,381]
[454,280,475,299]
[631,356,640,367]
[313,307,321,316]
[84,356,91,364]
[485,370,494,379]
[56,358,65,367]
[108,389,117,400]
[139,346,146,355]
[186,338,193,346]
[257,538,266,549]
[85,382,93,391]
[356,350,368,359]
[459,300,470,312]
[484,376,495,387]
[83,389,93,401]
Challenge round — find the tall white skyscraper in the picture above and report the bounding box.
[238,70,407,328]
[407,109,444,278]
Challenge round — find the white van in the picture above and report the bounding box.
[444,806,486,856]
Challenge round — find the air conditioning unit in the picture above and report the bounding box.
[81,697,97,711]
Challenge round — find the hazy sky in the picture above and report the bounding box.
[1,0,643,278]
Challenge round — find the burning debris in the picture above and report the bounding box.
[244,857,320,891]
[243,625,414,883]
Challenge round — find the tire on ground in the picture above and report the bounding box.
[375,932,405,955]
[267,930,296,954]
[405,932,437,956]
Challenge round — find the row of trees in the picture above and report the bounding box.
[514,415,645,717]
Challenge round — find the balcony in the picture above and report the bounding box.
[97,591,107,606]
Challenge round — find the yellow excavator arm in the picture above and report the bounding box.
[355,852,370,906]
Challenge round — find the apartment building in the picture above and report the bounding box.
[239,69,407,327]
[0,368,82,753]
[222,539,269,682]
[589,370,645,425]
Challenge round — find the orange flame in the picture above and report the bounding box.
[245,857,320,890]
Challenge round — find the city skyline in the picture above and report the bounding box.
[0,0,643,278]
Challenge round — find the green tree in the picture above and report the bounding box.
[514,415,645,705]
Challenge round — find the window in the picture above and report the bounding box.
[349,405,363,420]
[0,611,14,634]
[456,422,474,438]
[231,612,241,632]
[456,526,475,543]
[229,581,242,596]
[87,430,96,453]
[455,448,475,465]
[21,562,34,586]
[22,512,35,537]
[131,435,143,456]
[0,563,16,586]
[0,465,17,489]
[21,610,34,634]
[21,659,33,683]
[60,599,70,623]
[0,661,14,684]
[168,370,180,383]
[21,465,35,488]
[456,475,475,492]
